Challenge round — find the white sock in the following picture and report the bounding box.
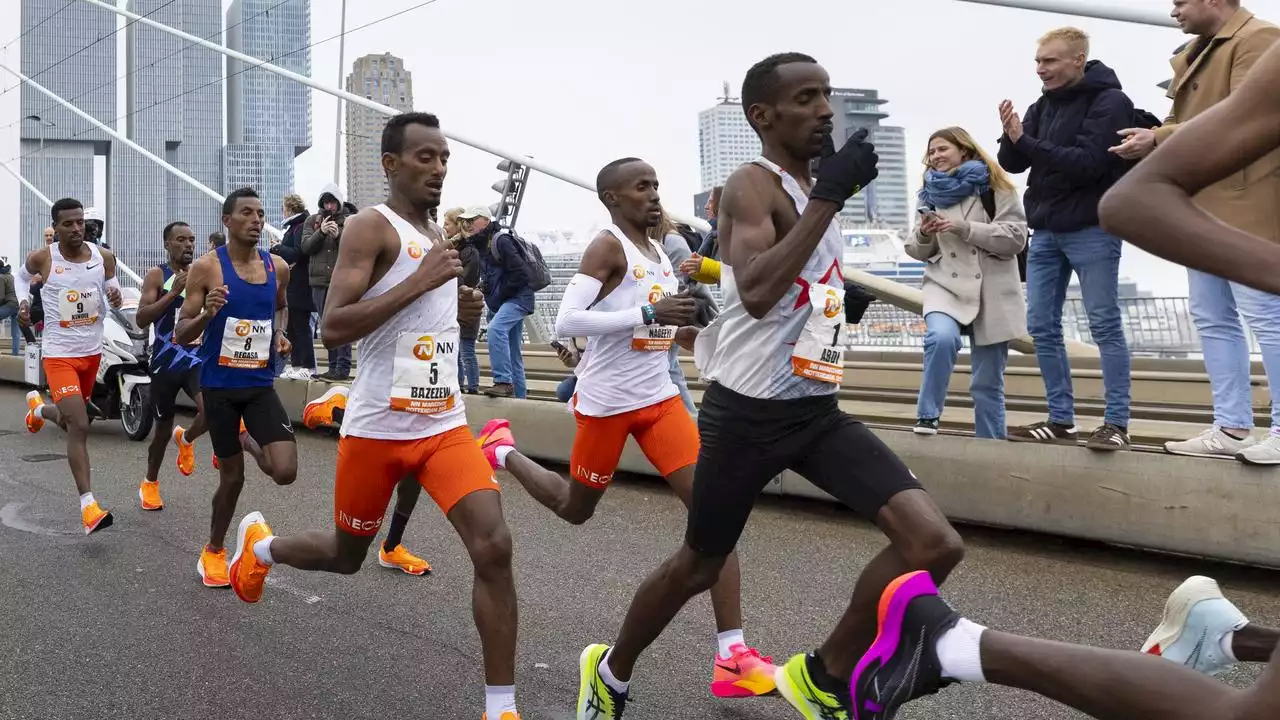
[716,629,745,660]
[935,618,987,683]
[253,536,275,565]
[495,445,515,468]
[142,479,157,485]
[1221,631,1238,662]
[33,406,45,419]
[484,685,517,718]
[79,492,94,510]
[599,649,630,694]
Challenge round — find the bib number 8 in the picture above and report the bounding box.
[243,337,253,351]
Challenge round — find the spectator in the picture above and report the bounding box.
[998,26,1134,451]
[0,259,23,353]
[302,183,354,380]
[906,127,1029,439]
[26,227,55,336]
[553,341,581,403]
[459,206,533,399]
[697,185,722,259]
[1110,2,1280,463]
[208,231,225,251]
[270,192,316,380]
[84,207,107,248]
[444,207,481,394]
[652,210,711,413]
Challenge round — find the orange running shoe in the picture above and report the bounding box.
[711,643,778,698]
[378,544,432,576]
[25,390,45,433]
[228,511,273,603]
[477,419,514,470]
[173,426,196,476]
[303,386,348,429]
[138,480,163,511]
[481,713,520,720]
[198,545,231,588]
[81,501,113,535]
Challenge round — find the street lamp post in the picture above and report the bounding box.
[23,114,55,193]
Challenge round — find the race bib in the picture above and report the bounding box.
[58,287,100,328]
[218,316,272,368]
[791,283,845,384]
[632,280,677,351]
[390,329,460,415]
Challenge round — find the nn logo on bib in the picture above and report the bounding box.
[822,289,843,319]
[65,290,81,303]
[234,320,265,337]
[412,335,456,362]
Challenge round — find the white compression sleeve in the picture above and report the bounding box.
[105,276,122,294]
[554,273,646,338]
[14,264,32,304]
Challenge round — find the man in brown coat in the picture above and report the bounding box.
[1112,1,1280,465]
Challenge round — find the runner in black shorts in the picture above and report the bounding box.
[134,222,207,511]
[176,187,297,589]
[575,54,965,720]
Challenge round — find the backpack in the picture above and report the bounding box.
[674,223,703,254]
[490,228,551,292]
[978,188,1028,283]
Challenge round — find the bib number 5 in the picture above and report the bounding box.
[390,330,460,415]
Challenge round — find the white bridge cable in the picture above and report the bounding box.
[76,0,714,234]
[952,0,1179,27]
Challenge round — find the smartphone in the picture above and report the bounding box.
[916,206,932,216]
[549,340,566,353]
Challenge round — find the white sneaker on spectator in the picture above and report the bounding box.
[1164,427,1255,459]
[1236,434,1280,465]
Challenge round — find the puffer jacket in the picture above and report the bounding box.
[301,183,350,288]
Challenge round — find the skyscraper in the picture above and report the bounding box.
[225,0,312,229]
[696,83,759,195]
[113,0,224,274]
[345,53,413,210]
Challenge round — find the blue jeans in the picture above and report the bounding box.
[668,346,696,413]
[916,312,1009,439]
[487,302,528,399]
[312,287,352,376]
[0,306,21,354]
[1026,226,1131,427]
[457,337,480,392]
[1188,269,1280,430]
[556,375,577,403]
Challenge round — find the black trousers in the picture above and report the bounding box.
[286,307,315,370]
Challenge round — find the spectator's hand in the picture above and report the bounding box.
[675,326,698,352]
[810,128,879,207]
[30,273,43,285]
[1110,128,1157,160]
[652,291,697,327]
[679,254,703,276]
[555,345,579,368]
[205,285,228,316]
[411,240,462,293]
[458,284,484,324]
[921,214,959,235]
[321,218,339,237]
[107,286,122,308]
[170,270,188,296]
[18,301,29,327]
[275,330,291,355]
[999,100,1023,143]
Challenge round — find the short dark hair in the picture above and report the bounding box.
[51,197,83,224]
[163,221,190,241]
[741,52,818,131]
[208,231,226,246]
[595,157,644,202]
[382,112,441,155]
[222,187,260,216]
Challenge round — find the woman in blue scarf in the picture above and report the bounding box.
[905,127,1029,439]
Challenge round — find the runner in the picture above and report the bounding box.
[845,42,1280,720]
[573,54,965,720]
[15,197,124,533]
[223,113,522,720]
[133,221,207,510]
[480,157,777,700]
[176,187,297,588]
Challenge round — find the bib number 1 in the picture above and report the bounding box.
[390,329,460,414]
[791,283,845,384]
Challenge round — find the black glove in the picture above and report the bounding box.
[843,281,877,325]
[810,128,879,207]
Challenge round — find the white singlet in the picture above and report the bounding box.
[339,204,467,440]
[571,225,680,417]
[40,242,108,359]
[695,157,848,399]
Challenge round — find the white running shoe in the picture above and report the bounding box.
[1237,434,1280,465]
[1142,576,1248,676]
[1164,427,1255,459]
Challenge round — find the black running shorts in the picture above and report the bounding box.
[203,386,295,459]
[685,382,924,557]
[150,366,201,423]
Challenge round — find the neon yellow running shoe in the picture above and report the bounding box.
[775,653,852,719]
[576,644,628,719]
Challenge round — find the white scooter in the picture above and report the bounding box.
[91,290,153,441]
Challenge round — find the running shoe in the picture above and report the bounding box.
[1142,575,1247,676]
[478,419,514,470]
[712,643,777,698]
[228,511,272,603]
[1237,434,1280,465]
[913,418,939,436]
[481,713,520,720]
[197,546,231,588]
[138,479,163,511]
[378,544,432,576]
[576,644,628,719]
[212,421,249,470]
[303,386,348,429]
[173,426,196,476]
[81,501,113,535]
[849,570,957,720]
[25,390,44,433]
[774,653,851,719]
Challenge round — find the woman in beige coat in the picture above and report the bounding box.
[905,126,1028,439]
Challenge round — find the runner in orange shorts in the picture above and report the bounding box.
[225,113,523,720]
[476,157,778,701]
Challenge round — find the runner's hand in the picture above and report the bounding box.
[675,326,699,352]
[275,330,291,355]
[170,270,188,295]
[17,301,29,327]
[652,291,697,327]
[412,240,462,292]
[458,284,484,324]
[107,286,123,308]
[810,127,879,207]
[205,285,228,316]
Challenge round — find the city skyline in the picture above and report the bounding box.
[344,52,413,210]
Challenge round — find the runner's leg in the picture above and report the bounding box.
[56,393,92,495]
[383,477,421,551]
[493,409,624,524]
[1237,625,1280,662]
[240,388,297,486]
[146,372,181,483]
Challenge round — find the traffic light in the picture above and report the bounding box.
[490,159,531,229]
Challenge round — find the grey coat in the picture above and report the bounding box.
[904,187,1029,346]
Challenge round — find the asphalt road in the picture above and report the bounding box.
[0,384,1276,720]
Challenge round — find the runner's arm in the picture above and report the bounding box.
[16,248,49,307]
[101,249,122,306]
[134,267,173,328]
[1100,41,1280,294]
[722,165,839,319]
[174,255,215,345]
[554,232,641,337]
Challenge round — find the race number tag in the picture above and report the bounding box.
[218,316,272,368]
[390,329,460,414]
[58,287,100,328]
[791,283,845,384]
[631,281,677,351]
